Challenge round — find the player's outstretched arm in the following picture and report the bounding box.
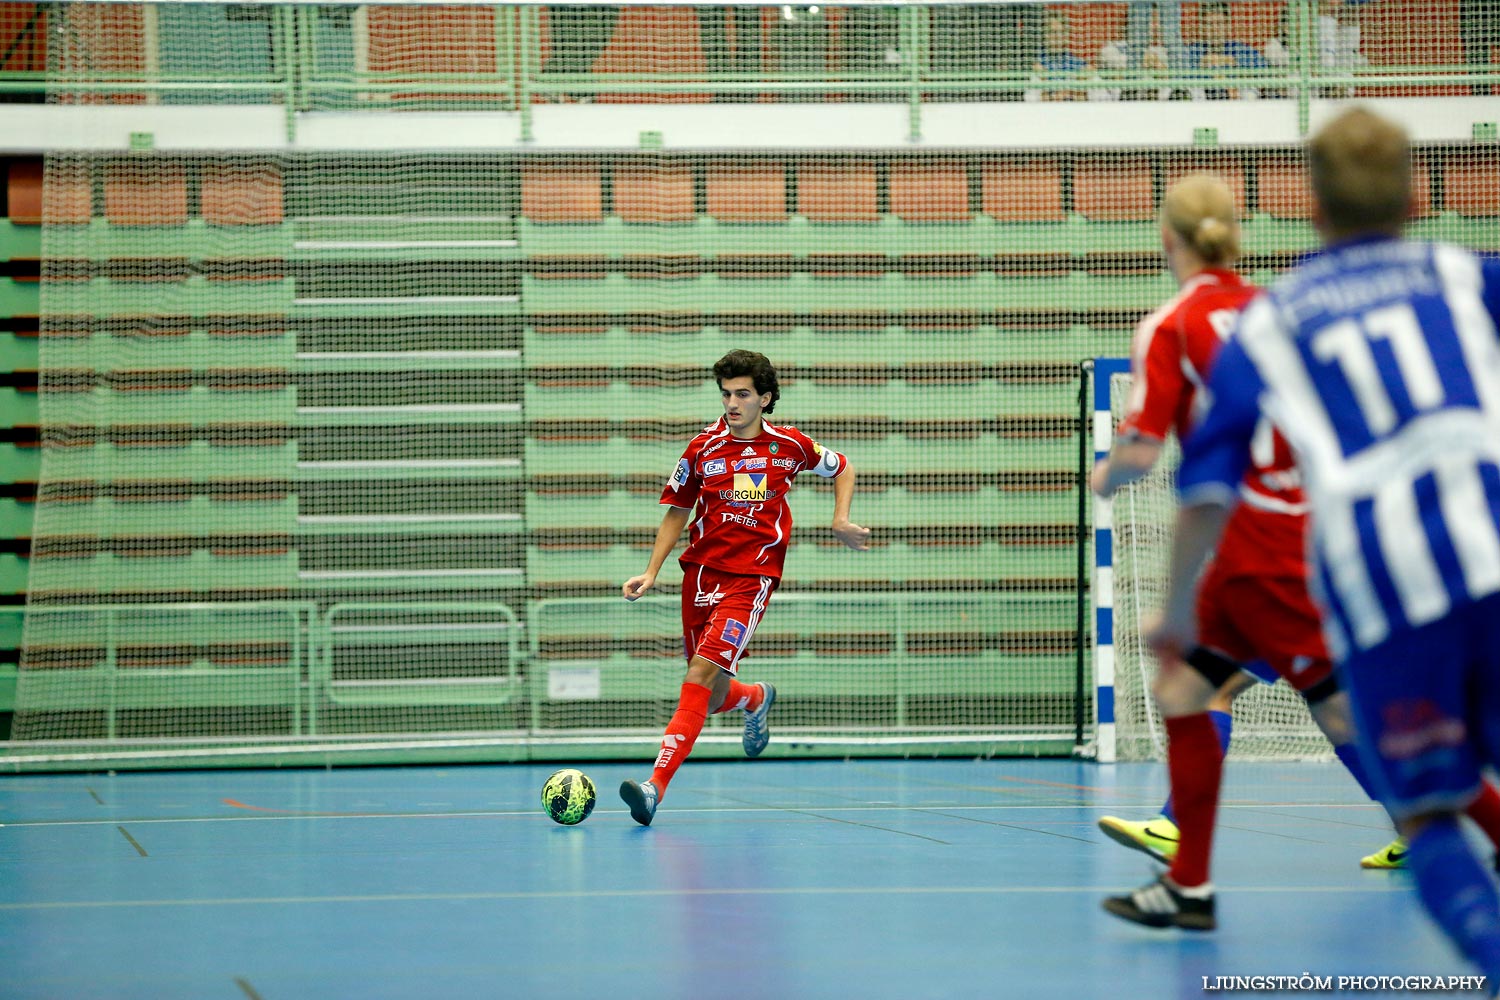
[623,505,693,601]
[830,462,871,551]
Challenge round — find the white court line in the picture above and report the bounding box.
[0,883,1415,912]
[0,800,1387,829]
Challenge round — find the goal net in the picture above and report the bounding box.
[1098,363,1334,762]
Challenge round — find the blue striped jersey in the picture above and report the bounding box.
[1178,236,1500,658]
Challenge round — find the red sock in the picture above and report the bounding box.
[649,683,711,797]
[1164,713,1225,889]
[1465,783,1500,849]
[710,679,764,716]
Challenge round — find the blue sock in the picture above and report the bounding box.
[1334,743,1380,801]
[1408,817,1500,982]
[1161,709,1232,824]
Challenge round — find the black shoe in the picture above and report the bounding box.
[1103,875,1216,930]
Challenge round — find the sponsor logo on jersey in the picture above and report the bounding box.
[702,458,726,476]
[694,585,726,607]
[740,446,756,456]
[668,459,690,490]
[654,732,686,769]
[702,439,726,457]
[772,457,796,469]
[733,457,766,471]
[721,473,769,502]
[721,618,747,647]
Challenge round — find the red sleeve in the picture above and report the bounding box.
[658,440,701,507]
[1116,308,1187,442]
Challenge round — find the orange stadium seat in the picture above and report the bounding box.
[705,162,787,222]
[981,159,1065,222]
[103,162,188,226]
[1165,155,1248,215]
[1255,155,1313,220]
[1444,156,1499,217]
[613,161,695,223]
[521,163,605,223]
[797,161,877,223]
[7,158,43,224]
[35,159,92,224]
[889,160,970,222]
[201,162,284,226]
[1074,155,1155,221]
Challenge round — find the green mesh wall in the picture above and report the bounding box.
[5,1,1499,770]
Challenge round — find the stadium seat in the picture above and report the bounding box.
[201,162,284,226]
[1165,155,1248,215]
[889,160,970,222]
[1074,156,1155,221]
[521,163,605,223]
[797,160,878,223]
[364,6,506,104]
[103,162,189,226]
[1408,157,1433,220]
[1255,155,1313,220]
[705,161,787,222]
[1444,155,1499,217]
[981,158,1065,223]
[613,160,695,223]
[36,160,92,224]
[7,158,43,225]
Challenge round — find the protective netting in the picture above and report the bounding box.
[5,1,1499,769]
[1104,373,1334,762]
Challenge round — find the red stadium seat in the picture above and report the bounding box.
[1255,155,1313,220]
[1164,155,1249,216]
[797,160,877,223]
[521,163,605,223]
[103,162,188,226]
[1075,155,1155,221]
[7,158,44,224]
[981,158,1065,223]
[705,162,787,222]
[1444,156,1499,217]
[201,162,284,226]
[613,161,695,223]
[889,160,970,222]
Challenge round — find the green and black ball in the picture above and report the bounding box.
[541,768,597,826]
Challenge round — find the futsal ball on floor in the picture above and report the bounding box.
[541,768,597,826]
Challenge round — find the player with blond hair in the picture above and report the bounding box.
[1143,105,1500,976]
[1095,170,1500,930]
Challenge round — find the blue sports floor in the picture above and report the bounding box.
[0,758,1480,1000]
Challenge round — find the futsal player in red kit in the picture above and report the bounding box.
[619,350,871,825]
[1096,173,1500,928]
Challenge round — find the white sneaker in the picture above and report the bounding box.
[619,779,658,826]
[742,682,776,758]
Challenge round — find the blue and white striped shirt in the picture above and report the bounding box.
[1178,236,1500,658]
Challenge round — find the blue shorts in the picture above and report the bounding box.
[1338,592,1500,821]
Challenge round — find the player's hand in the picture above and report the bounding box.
[622,574,655,601]
[1089,458,1114,498]
[832,520,871,551]
[1144,607,1196,663]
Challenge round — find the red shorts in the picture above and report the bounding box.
[1195,565,1334,694]
[679,563,777,676]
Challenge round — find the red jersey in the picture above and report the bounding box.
[659,417,847,579]
[1116,268,1307,580]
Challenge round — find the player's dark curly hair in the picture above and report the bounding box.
[713,349,780,415]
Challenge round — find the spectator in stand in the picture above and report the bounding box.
[1188,1,1270,99]
[1028,12,1090,102]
